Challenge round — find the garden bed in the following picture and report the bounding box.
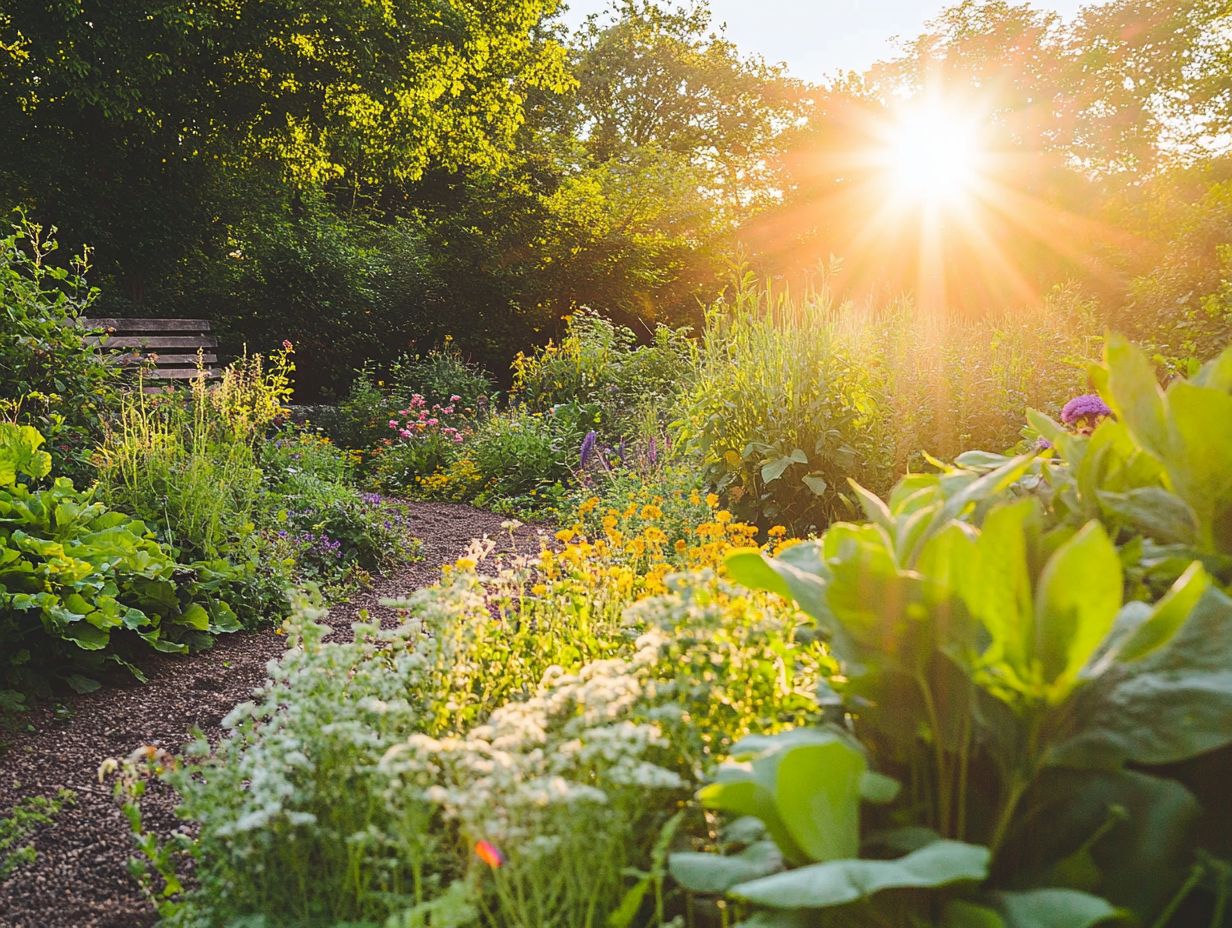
[0,502,545,928]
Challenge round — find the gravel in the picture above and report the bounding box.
[0,501,547,928]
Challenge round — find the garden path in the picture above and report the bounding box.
[0,502,545,928]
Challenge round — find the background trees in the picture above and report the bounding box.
[0,0,1229,395]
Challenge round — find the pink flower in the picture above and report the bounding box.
[427,418,439,426]
[442,406,455,415]
[450,395,461,403]
[399,429,412,439]
[282,340,294,352]
[389,420,399,429]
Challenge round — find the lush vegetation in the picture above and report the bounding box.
[102,338,1232,928]
[0,220,419,708]
[0,1,1227,393]
[2,1,1232,926]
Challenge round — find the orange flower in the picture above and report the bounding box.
[475,839,504,868]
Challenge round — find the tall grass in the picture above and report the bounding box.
[95,350,293,558]
[676,274,1097,531]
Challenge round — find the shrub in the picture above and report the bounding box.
[512,310,694,441]
[0,424,239,693]
[0,215,120,482]
[676,276,892,533]
[388,341,495,410]
[258,425,420,593]
[95,349,296,621]
[434,405,587,512]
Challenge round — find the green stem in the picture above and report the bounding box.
[1151,863,1204,928]
[916,673,950,836]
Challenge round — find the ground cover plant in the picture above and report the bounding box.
[0,422,240,694]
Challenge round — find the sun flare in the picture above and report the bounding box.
[878,101,986,210]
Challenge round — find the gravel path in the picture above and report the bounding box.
[0,502,546,928]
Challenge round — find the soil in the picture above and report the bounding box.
[0,502,548,928]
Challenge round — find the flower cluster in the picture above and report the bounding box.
[388,393,469,445]
[1060,393,1113,433]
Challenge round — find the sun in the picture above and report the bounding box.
[877,100,986,210]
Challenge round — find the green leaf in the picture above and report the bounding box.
[991,889,1126,927]
[1096,488,1198,545]
[178,602,212,631]
[726,544,828,625]
[801,474,828,496]
[670,842,783,894]
[762,452,805,484]
[729,840,989,909]
[1103,335,1168,460]
[1053,585,1232,767]
[1115,561,1208,663]
[1033,522,1122,699]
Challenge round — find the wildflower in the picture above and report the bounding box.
[450,394,461,403]
[282,339,294,352]
[475,839,504,868]
[1035,436,1054,451]
[767,525,787,538]
[389,420,399,429]
[580,430,598,469]
[715,510,733,524]
[1060,394,1112,432]
[705,493,719,508]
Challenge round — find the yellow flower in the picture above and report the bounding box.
[768,525,787,538]
[531,583,547,596]
[674,539,687,553]
[455,557,477,571]
[705,493,720,508]
[640,504,663,520]
[555,528,575,543]
[715,510,732,524]
[578,496,600,515]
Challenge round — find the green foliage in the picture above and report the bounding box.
[0,788,75,880]
[687,339,1232,926]
[458,405,587,510]
[116,515,825,927]
[513,310,694,441]
[676,276,892,532]
[0,423,239,691]
[390,343,495,411]
[0,216,120,481]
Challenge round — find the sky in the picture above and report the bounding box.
[559,0,1089,84]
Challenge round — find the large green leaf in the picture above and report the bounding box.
[700,729,866,865]
[1103,335,1168,460]
[1016,768,1198,920]
[1164,382,1232,554]
[1052,585,1232,767]
[670,842,783,894]
[1033,522,1122,701]
[991,889,1125,927]
[726,543,828,625]
[729,840,990,909]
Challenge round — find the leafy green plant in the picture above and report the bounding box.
[389,341,495,411]
[676,275,892,533]
[675,340,1232,926]
[0,214,120,482]
[513,310,694,441]
[0,423,239,691]
[0,788,75,880]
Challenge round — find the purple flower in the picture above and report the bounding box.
[1060,394,1112,426]
[1034,436,1053,451]
[580,430,598,469]
[646,437,658,467]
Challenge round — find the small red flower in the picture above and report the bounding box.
[474,839,504,868]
